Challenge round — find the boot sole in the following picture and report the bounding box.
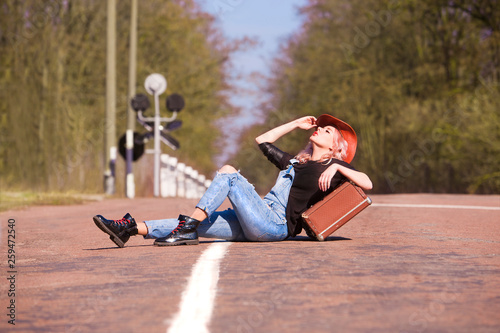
[93,216,125,248]
[154,239,199,246]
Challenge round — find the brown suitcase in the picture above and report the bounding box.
[301,181,372,241]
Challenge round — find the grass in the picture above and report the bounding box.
[0,191,104,212]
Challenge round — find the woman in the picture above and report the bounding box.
[93,115,372,247]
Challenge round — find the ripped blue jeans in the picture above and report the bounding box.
[144,164,295,242]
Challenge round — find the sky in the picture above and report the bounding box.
[195,0,308,162]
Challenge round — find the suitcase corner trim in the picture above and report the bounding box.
[301,214,325,241]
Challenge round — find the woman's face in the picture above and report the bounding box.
[310,125,338,150]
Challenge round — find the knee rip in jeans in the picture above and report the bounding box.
[218,165,238,174]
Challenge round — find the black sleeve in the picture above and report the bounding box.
[258,142,294,170]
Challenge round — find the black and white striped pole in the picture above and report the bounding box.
[125,0,138,199]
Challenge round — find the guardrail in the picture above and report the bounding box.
[160,154,212,198]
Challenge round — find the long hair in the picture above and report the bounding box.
[295,127,348,164]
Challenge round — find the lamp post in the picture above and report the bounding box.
[140,74,187,197]
[128,75,184,197]
[144,74,167,197]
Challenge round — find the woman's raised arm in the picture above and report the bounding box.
[318,164,373,191]
[255,116,317,144]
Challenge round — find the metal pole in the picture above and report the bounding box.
[125,0,138,198]
[153,91,161,197]
[143,73,167,198]
[105,0,117,195]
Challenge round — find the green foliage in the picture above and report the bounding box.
[0,191,102,212]
[232,0,500,194]
[0,0,242,193]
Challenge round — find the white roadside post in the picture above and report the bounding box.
[160,154,169,198]
[167,156,178,197]
[125,130,135,198]
[184,166,193,199]
[176,163,186,198]
[197,174,206,198]
[160,154,178,198]
[191,169,199,199]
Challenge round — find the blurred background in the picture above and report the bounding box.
[0,0,498,202]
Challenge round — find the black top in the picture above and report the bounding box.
[259,142,355,237]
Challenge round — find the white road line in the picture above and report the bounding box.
[372,203,500,211]
[167,242,230,333]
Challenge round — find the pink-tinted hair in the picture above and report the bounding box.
[295,127,348,164]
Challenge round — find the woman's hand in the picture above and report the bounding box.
[319,163,338,192]
[295,116,317,130]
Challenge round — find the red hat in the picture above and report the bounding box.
[316,114,357,163]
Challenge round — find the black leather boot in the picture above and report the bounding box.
[154,214,201,246]
[93,213,138,248]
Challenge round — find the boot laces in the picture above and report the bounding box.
[114,217,130,225]
[172,220,186,233]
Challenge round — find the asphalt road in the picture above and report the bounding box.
[1,194,499,332]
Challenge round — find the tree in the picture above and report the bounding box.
[0,0,245,193]
[231,0,500,194]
